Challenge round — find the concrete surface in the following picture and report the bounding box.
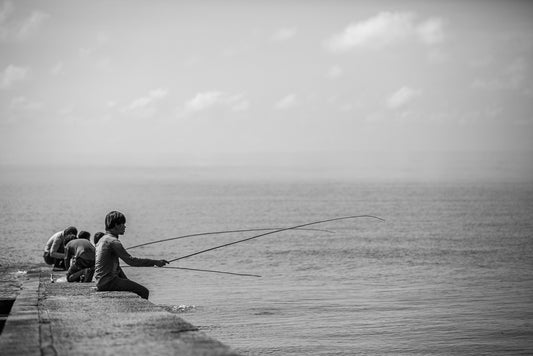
[0,266,240,356]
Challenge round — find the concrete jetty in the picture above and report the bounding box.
[0,266,240,355]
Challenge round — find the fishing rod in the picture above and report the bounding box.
[121,265,260,278]
[126,227,333,250]
[167,215,385,263]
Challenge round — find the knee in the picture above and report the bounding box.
[140,287,149,300]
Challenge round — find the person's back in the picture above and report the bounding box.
[44,231,61,254]
[65,231,96,283]
[65,238,95,263]
[94,234,121,288]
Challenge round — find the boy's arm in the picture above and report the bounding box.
[50,237,65,259]
[64,246,72,269]
[111,240,164,267]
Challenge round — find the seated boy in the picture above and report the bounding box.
[94,211,168,299]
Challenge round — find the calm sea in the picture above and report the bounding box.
[1,166,532,355]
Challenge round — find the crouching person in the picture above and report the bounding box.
[44,226,78,270]
[65,231,95,282]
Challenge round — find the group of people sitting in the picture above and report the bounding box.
[42,211,168,299]
[43,226,103,282]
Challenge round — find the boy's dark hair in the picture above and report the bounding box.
[93,232,105,245]
[105,211,126,230]
[64,226,78,236]
[78,231,90,240]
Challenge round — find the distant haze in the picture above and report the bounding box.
[1,1,532,181]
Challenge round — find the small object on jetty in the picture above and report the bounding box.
[50,273,54,283]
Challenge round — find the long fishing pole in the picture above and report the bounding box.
[121,265,260,277]
[167,215,385,263]
[160,266,261,278]
[126,227,333,250]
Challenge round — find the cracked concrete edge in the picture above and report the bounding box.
[38,283,56,356]
[0,268,42,356]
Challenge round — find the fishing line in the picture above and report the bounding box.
[167,215,385,263]
[160,266,261,278]
[121,265,260,277]
[126,227,333,250]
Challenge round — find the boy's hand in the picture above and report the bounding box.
[155,260,169,267]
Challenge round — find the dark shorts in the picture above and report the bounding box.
[97,277,149,299]
[43,251,54,265]
[43,252,66,270]
[66,258,95,283]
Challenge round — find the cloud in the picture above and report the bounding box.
[274,94,297,110]
[271,27,296,42]
[185,92,222,112]
[387,86,421,109]
[10,96,43,111]
[17,10,48,39]
[471,57,528,92]
[505,58,528,88]
[469,55,493,69]
[79,32,110,58]
[0,2,49,41]
[325,11,444,52]
[327,65,343,79]
[58,105,75,116]
[79,47,94,58]
[0,1,14,24]
[77,32,112,72]
[50,61,64,75]
[416,17,445,45]
[427,48,450,64]
[182,91,249,115]
[0,65,29,89]
[122,89,168,117]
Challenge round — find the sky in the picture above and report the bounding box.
[0,0,532,180]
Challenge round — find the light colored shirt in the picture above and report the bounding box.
[94,234,158,288]
[64,239,95,269]
[44,231,65,259]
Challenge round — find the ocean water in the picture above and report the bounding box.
[1,167,532,355]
